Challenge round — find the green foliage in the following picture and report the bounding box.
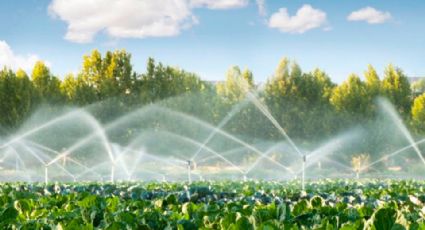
[31,61,64,104]
[0,180,424,229]
[61,73,97,105]
[139,57,206,103]
[412,93,425,131]
[81,49,136,100]
[217,66,253,103]
[263,59,336,139]
[364,65,382,114]
[411,79,425,96]
[1,51,425,139]
[381,64,412,115]
[330,74,369,116]
[0,68,35,129]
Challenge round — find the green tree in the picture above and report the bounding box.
[81,49,137,100]
[411,79,425,97]
[264,58,300,107]
[216,66,254,103]
[330,74,368,116]
[299,68,336,137]
[15,69,36,123]
[61,73,77,102]
[381,64,411,115]
[363,65,381,115]
[103,50,136,98]
[61,73,97,105]
[264,59,336,139]
[31,61,63,104]
[0,68,19,128]
[215,66,256,134]
[0,68,35,129]
[312,68,334,99]
[264,59,311,138]
[412,93,425,132]
[81,49,103,92]
[364,65,381,98]
[139,58,206,103]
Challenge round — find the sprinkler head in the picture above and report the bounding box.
[187,160,197,170]
[303,155,307,162]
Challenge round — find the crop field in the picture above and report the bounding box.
[0,180,424,229]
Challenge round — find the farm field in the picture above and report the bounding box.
[1,180,425,229]
[1,1,425,230]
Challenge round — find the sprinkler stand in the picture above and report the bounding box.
[302,154,306,191]
[110,163,115,183]
[44,165,48,185]
[187,160,192,184]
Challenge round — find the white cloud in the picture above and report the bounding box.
[49,0,249,43]
[256,0,266,16]
[189,0,248,9]
[0,41,47,72]
[268,4,327,34]
[49,0,196,43]
[347,7,391,24]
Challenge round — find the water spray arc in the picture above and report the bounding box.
[247,92,306,188]
[247,92,304,157]
[378,99,425,166]
[360,138,425,173]
[2,93,425,183]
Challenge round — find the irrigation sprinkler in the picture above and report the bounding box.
[44,165,48,185]
[62,153,67,167]
[243,174,248,182]
[302,154,306,191]
[15,155,19,171]
[187,160,192,184]
[110,162,116,183]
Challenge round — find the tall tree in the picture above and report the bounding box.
[364,65,381,98]
[81,49,103,92]
[81,49,137,100]
[381,64,411,115]
[263,59,306,139]
[330,74,368,116]
[411,79,425,97]
[139,58,206,103]
[0,68,35,128]
[104,50,136,98]
[263,59,337,139]
[216,66,254,103]
[363,65,381,115]
[61,73,97,105]
[411,93,425,132]
[31,61,63,104]
[15,69,36,123]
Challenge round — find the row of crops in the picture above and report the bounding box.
[0,180,425,229]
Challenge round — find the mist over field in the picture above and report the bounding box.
[1,0,425,229]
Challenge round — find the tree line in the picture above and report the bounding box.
[1,49,425,141]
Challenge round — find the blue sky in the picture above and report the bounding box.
[0,0,424,83]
